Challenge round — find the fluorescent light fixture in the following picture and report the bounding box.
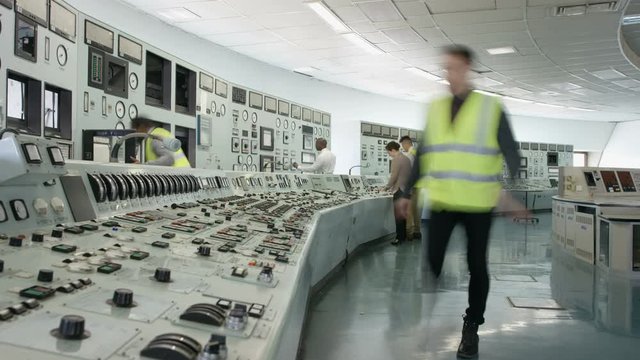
[438,79,450,85]
[536,103,565,109]
[404,67,441,81]
[567,107,596,112]
[623,14,640,25]
[486,46,516,55]
[306,1,351,34]
[293,66,318,73]
[592,68,626,80]
[156,7,200,21]
[342,33,384,54]
[502,96,533,104]
[475,77,503,87]
[557,5,587,16]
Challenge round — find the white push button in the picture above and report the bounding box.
[51,197,65,214]
[33,198,49,216]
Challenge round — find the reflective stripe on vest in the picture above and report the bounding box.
[145,127,191,168]
[419,91,503,212]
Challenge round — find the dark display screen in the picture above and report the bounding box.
[600,171,621,193]
[584,172,596,187]
[616,171,636,192]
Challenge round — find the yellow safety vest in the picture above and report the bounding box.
[419,91,503,212]
[145,127,191,168]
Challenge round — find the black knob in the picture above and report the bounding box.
[201,208,208,213]
[154,268,171,283]
[9,237,23,247]
[204,212,211,217]
[56,315,88,339]
[51,228,64,238]
[32,232,45,242]
[38,269,54,282]
[112,288,134,307]
[198,246,211,256]
[0,259,4,273]
[225,216,232,221]
[202,341,221,355]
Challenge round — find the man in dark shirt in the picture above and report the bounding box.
[398,45,523,359]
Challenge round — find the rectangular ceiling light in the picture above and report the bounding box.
[536,103,565,109]
[343,33,384,55]
[156,7,200,21]
[404,67,441,81]
[587,2,617,13]
[475,77,503,87]
[306,1,350,34]
[623,14,640,25]
[592,68,626,80]
[556,5,587,16]
[486,46,517,55]
[567,107,595,112]
[474,90,499,97]
[502,96,533,104]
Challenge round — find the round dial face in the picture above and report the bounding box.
[237,155,244,164]
[128,104,138,119]
[129,72,138,90]
[291,121,296,129]
[56,45,68,66]
[220,104,226,116]
[250,164,258,172]
[325,129,330,137]
[252,112,258,123]
[314,127,317,135]
[242,110,249,121]
[115,101,126,119]
[211,101,216,113]
[247,155,253,165]
[276,118,281,128]
[13,200,28,220]
[284,119,289,129]
[242,164,248,171]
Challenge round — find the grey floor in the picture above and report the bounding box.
[301,213,640,360]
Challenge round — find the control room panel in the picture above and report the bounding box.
[359,121,421,176]
[0,1,331,172]
[559,166,640,201]
[0,133,393,360]
[503,142,574,191]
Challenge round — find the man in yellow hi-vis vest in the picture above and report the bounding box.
[397,45,522,359]
[130,117,191,168]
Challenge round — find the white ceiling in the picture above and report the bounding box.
[119,0,640,121]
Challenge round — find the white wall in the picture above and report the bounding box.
[599,120,640,167]
[66,0,616,173]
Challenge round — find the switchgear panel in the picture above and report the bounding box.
[359,121,421,176]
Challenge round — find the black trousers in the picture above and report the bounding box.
[393,191,407,242]
[428,209,493,325]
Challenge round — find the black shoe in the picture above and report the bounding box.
[391,239,401,245]
[457,317,479,359]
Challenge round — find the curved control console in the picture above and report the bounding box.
[0,135,394,360]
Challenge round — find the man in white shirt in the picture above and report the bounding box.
[400,135,416,165]
[292,138,336,174]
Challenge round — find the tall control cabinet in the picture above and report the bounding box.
[359,121,421,176]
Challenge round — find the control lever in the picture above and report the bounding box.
[140,333,202,360]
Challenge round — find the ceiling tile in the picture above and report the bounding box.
[395,1,431,16]
[413,27,451,46]
[176,18,263,35]
[205,30,282,47]
[361,31,392,44]
[225,0,309,15]
[425,0,496,14]
[294,36,353,50]
[373,20,413,30]
[356,1,404,22]
[273,25,337,41]
[333,6,369,22]
[406,15,437,28]
[184,1,241,20]
[382,27,425,44]
[348,21,378,33]
[434,8,523,26]
[252,11,323,29]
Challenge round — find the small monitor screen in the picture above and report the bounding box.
[50,0,76,41]
[232,87,247,105]
[322,114,331,126]
[302,152,316,164]
[549,144,557,151]
[547,152,558,166]
[15,15,37,62]
[85,20,113,53]
[199,72,214,92]
[521,142,530,150]
[600,170,621,193]
[47,146,65,165]
[302,108,312,122]
[278,100,289,116]
[118,35,142,64]
[531,143,539,150]
[409,130,418,139]
[566,145,574,152]
[260,127,274,151]
[557,145,565,152]
[23,143,42,163]
[382,127,390,136]
[249,92,263,110]
[540,143,548,151]
[617,171,636,192]
[16,0,47,26]
[265,97,277,113]
[106,59,127,97]
[519,170,527,179]
[372,125,381,135]
[390,128,399,137]
[145,52,167,105]
[215,79,228,98]
[291,104,301,119]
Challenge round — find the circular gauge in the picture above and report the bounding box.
[128,104,138,119]
[12,200,28,220]
[211,101,217,113]
[115,121,126,130]
[242,110,249,121]
[242,164,249,171]
[276,118,281,128]
[56,45,68,66]
[313,127,317,135]
[115,101,126,119]
[291,121,296,129]
[129,72,138,90]
[247,155,253,165]
[252,112,258,123]
[251,164,258,172]
[325,129,330,137]
[220,104,226,116]
[284,119,289,129]
[237,155,244,164]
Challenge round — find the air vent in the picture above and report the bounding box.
[555,2,617,16]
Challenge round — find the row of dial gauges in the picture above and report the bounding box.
[210,101,227,117]
[114,101,138,120]
[275,118,296,130]
[86,173,230,203]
